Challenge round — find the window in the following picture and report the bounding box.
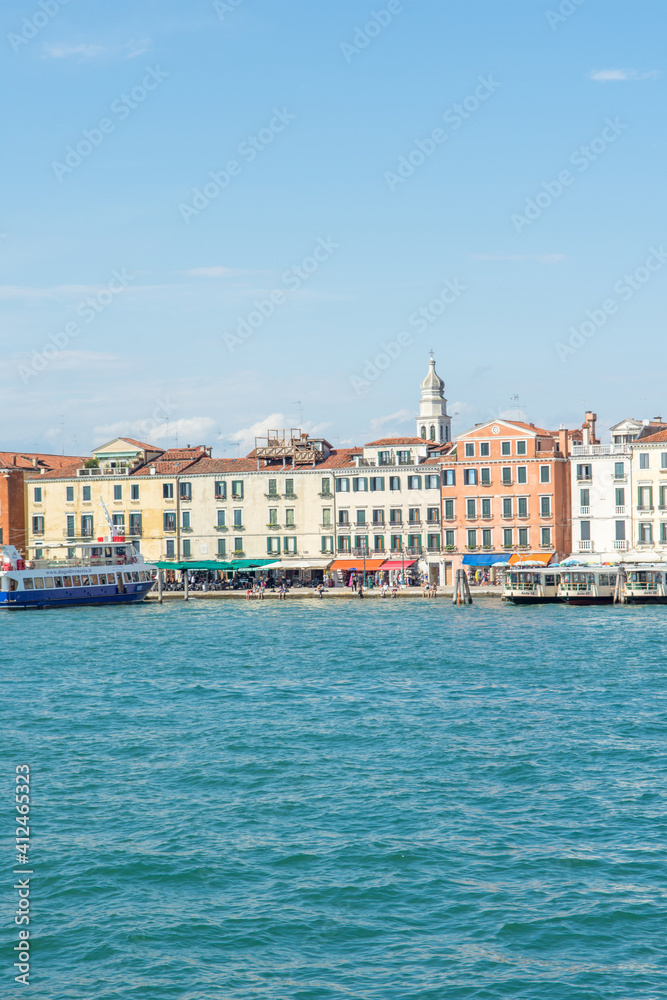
[268,479,278,497]
[370,477,385,491]
[378,451,391,466]
[466,498,477,519]
[614,462,625,479]
[390,535,402,551]
[480,442,490,457]
[374,535,385,551]
[639,522,653,543]
[130,484,139,501]
[501,467,512,485]
[338,510,349,525]
[445,530,455,547]
[540,496,551,517]
[407,475,422,490]
[66,486,75,502]
[81,514,94,537]
[580,521,590,541]
[540,466,550,483]
[353,477,368,492]
[112,513,125,531]
[66,514,76,537]
[639,453,649,470]
[518,527,528,546]
[180,482,192,501]
[217,538,226,556]
[481,498,491,519]
[338,536,351,552]
[662,453,667,470]
[502,497,512,518]
[232,481,244,500]
[427,507,439,523]
[285,479,295,497]
[661,486,667,509]
[321,478,331,496]
[576,464,591,481]
[183,540,191,557]
[580,489,590,507]
[285,509,295,527]
[321,536,333,553]
[638,486,653,509]
[389,509,402,524]
[215,481,227,500]
[322,508,332,527]
[182,511,191,529]
[501,441,511,456]
[163,483,174,499]
[266,537,280,554]
[467,529,477,549]
[389,476,401,491]
[372,509,384,524]
[615,488,625,507]
[661,524,667,544]
[356,510,366,525]
[129,513,141,536]
[164,511,176,531]
[443,469,455,486]
[408,507,420,523]
[503,528,513,548]
[482,528,492,547]
[397,450,410,465]
[540,527,551,547]
[217,510,227,527]
[113,485,122,501]
[518,497,528,518]
[233,509,243,528]
[481,468,491,485]
[166,539,175,557]
[268,508,278,526]
[517,467,527,484]
[615,521,626,541]
[463,469,477,486]
[444,499,454,520]
[516,440,527,456]
[354,534,369,551]
[34,487,42,502]
[234,537,244,553]
[407,533,421,552]
[465,443,475,457]
[335,478,350,492]
[425,475,439,490]
[32,516,44,535]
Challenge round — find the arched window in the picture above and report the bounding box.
[440,425,444,442]
[430,426,436,440]
[420,426,426,439]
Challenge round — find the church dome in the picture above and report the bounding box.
[421,356,444,394]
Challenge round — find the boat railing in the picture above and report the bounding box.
[29,557,141,570]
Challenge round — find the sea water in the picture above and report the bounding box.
[2,598,667,999]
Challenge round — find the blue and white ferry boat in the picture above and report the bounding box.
[0,505,157,609]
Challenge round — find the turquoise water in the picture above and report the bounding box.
[3,599,667,999]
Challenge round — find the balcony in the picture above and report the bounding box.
[613,474,628,483]
[615,506,626,515]
[232,550,245,557]
[215,524,229,531]
[578,540,592,551]
[614,540,628,550]
[637,506,654,513]
[426,545,441,553]
[572,444,628,456]
[579,506,591,515]
[265,493,280,500]
[576,475,592,483]
[283,494,297,500]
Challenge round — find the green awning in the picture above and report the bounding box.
[153,559,276,572]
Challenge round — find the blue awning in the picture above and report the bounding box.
[462,553,512,567]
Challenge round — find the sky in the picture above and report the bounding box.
[1,0,665,457]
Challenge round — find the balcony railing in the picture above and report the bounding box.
[615,506,626,515]
[571,444,628,456]
[578,540,592,551]
[579,506,591,515]
[614,540,628,550]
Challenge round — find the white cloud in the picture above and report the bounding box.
[471,253,566,264]
[92,416,216,447]
[589,69,660,82]
[44,43,105,60]
[126,38,152,59]
[225,414,332,455]
[369,408,414,432]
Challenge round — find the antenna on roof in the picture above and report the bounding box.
[292,400,304,427]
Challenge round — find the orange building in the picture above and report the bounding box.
[0,452,85,552]
[440,418,580,579]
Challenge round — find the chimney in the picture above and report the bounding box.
[32,457,39,468]
[150,466,156,475]
[584,410,598,444]
[558,428,569,456]
[654,416,662,423]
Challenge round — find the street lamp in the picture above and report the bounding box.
[361,537,367,588]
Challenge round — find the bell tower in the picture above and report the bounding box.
[417,353,451,444]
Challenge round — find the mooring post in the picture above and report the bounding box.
[183,570,189,601]
[157,569,163,604]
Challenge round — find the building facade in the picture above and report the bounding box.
[629,429,667,556]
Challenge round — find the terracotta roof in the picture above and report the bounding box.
[634,427,667,444]
[0,451,86,471]
[636,423,667,441]
[365,437,428,446]
[501,420,553,436]
[27,462,84,480]
[183,457,260,475]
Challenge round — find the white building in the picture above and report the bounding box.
[629,429,667,556]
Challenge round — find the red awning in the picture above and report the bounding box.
[379,559,418,570]
[329,559,387,572]
[508,552,555,566]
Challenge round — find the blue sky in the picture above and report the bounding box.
[1,0,665,456]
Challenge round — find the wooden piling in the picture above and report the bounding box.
[453,569,473,605]
[157,569,163,604]
[183,570,189,601]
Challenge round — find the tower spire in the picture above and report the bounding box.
[417,354,451,444]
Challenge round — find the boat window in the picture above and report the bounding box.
[23,579,34,590]
[545,575,555,586]
[132,572,139,582]
[599,574,609,586]
[657,573,663,583]
[72,576,81,587]
[54,577,63,588]
[609,575,616,585]
[34,578,44,589]
[64,577,73,587]
[10,578,20,591]
[81,576,89,586]
[125,573,132,582]
[90,575,98,585]
[98,574,107,585]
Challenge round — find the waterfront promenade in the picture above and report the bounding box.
[146,587,503,600]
